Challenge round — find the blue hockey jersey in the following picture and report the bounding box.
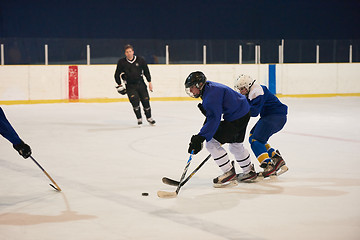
[0,107,22,145]
[198,81,250,141]
[247,84,288,117]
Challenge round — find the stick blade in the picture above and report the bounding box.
[157,190,177,198]
[50,184,61,192]
[162,177,180,186]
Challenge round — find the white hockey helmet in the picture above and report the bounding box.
[234,74,255,92]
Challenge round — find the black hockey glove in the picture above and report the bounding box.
[197,103,207,116]
[13,140,32,159]
[116,85,127,95]
[188,135,206,154]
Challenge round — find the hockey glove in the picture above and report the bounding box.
[116,85,127,95]
[13,140,32,159]
[197,103,207,116]
[188,135,206,154]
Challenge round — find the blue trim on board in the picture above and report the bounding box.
[269,64,276,94]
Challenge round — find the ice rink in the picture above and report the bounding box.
[1,97,360,240]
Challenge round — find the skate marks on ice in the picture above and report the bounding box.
[171,176,358,215]
[0,159,262,240]
[216,176,356,197]
[153,208,264,240]
[127,130,190,159]
[282,130,360,144]
[45,121,144,132]
[61,178,263,240]
[0,193,97,226]
[0,159,96,226]
[277,177,360,197]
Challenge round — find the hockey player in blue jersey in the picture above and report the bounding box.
[185,71,257,186]
[0,107,32,159]
[234,74,288,177]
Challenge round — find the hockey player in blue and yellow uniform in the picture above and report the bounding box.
[185,71,257,187]
[234,74,288,177]
[0,107,32,159]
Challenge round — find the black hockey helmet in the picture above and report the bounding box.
[185,71,207,98]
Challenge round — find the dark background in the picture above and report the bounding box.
[1,0,359,39]
[0,0,359,64]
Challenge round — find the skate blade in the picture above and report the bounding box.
[256,174,264,181]
[241,177,258,183]
[213,180,238,188]
[276,165,289,176]
[257,172,277,180]
[238,174,258,183]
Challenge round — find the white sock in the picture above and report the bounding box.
[206,138,232,173]
[229,142,252,173]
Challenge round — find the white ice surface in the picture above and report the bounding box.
[1,97,360,240]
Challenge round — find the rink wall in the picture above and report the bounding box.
[0,63,359,104]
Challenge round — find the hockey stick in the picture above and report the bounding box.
[30,156,62,192]
[157,151,194,198]
[162,154,211,187]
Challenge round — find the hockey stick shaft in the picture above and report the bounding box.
[163,154,211,187]
[157,151,195,198]
[30,156,62,191]
[175,151,194,194]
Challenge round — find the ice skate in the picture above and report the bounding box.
[147,117,156,125]
[272,150,288,176]
[259,160,276,178]
[236,164,257,182]
[213,162,238,188]
[137,118,142,127]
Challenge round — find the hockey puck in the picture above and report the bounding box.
[142,192,149,196]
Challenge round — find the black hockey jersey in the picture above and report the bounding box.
[114,56,151,85]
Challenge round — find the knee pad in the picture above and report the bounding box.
[229,142,249,159]
[129,96,140,106]
[205,138,221,151]
[229,142,245,154]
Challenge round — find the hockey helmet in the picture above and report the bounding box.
[234,74,255,93]
[185,71,207,98]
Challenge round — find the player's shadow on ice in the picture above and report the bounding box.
[172,177,358,214]
[0,192,97,226]
[0,211,96,225]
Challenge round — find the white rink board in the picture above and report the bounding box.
[277,63,360,94]
[0,63,360,101]
[0,66,29,100]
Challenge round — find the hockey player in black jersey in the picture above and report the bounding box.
[114,44,155,126]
